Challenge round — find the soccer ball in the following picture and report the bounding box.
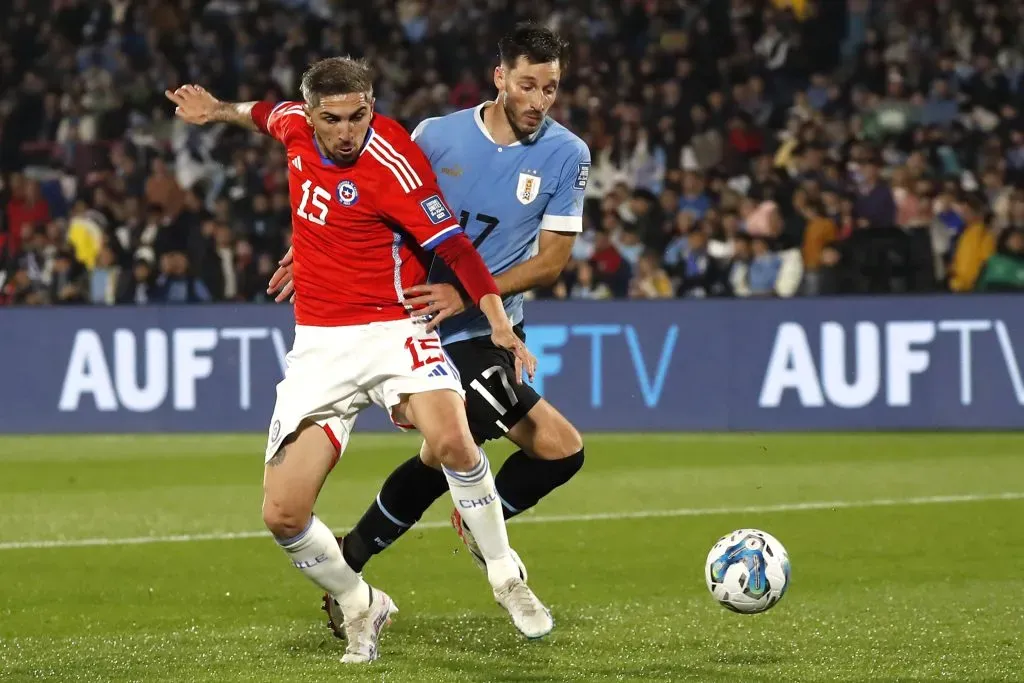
[705,528,790,614]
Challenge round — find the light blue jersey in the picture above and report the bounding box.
[412,103,591,344]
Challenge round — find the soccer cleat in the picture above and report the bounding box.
[323,586,397,663]
[493,577,554,640]
[322,593,346,641]
[450,508,528,582]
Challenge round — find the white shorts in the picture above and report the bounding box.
[264,317,464,463]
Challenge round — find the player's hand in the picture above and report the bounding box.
[164,84,221,125]
[267,247,295,303]
[403,283,468,332]
[491,324,536,385]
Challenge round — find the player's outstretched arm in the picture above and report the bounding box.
[165,85,259,131]
[404,230,574,330]
[493,230,576,296]
[480,293,537,384]
[433,235,536,383]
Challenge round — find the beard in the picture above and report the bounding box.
[502,92,540,140]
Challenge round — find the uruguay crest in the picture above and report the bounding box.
[516,172,542,205]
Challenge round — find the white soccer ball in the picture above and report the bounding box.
[705,528,790,614]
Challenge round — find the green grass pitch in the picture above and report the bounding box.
[1,432,1023,682]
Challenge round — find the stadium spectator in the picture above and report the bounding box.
[145,157,185,220]
[4,177,50,258]
[800,199,837,294]
[89,243,121,305]
[116,257,155,305]
[671,226,728,298]
[569,260,611,300]
[950,194,996,292]
[853,157,897,230]
[629,251,674,299]
[152,251,212,303]
[48,248,88,305]
[975,227,1024,292]
[1,0,1023,305]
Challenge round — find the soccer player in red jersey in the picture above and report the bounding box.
[165,57,553,663]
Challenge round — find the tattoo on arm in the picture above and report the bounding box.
[213,101,258,131]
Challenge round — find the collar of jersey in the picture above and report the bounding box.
[474,102,542,147]
[312,128,375,166]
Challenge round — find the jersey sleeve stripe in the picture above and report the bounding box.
[366,144,413,193]
[269,108,305,132]
[270,101,293,116]
[368,138,421,190]
[371,134,423,187]
[539,214,584,233]
[420,224,461,250]
[269,103,303,123]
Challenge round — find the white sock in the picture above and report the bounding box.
[444,450,519,587]
[276,515,370,616]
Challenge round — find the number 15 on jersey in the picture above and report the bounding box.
[297,180,330,226]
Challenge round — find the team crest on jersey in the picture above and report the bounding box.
[516,172,542,205]
[336,180,359,206]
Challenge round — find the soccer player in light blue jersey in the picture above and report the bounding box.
[270,23,589,637]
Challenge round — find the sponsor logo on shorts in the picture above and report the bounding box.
[270,419,281,443]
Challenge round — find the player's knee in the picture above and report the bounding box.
[261,497,312,539]
[418,441,443,469]
[429,432,479,472]
[562,423,585,457]
[533,419,584,461]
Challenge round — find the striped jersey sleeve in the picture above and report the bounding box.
[251,101,307,143]
[368,122,463,251]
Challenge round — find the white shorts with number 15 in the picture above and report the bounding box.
[264,317,463,463]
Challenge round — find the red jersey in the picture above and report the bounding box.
[251,102,464,326]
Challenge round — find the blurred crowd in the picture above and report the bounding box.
[2,0,1024,307]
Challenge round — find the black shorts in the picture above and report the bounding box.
[444,324,541,443]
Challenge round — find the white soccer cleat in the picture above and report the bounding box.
[493,577,554,640]
[450,508,528,582]
[324,587,397,664]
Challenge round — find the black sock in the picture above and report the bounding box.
[494,448,585,519]
[341,455,449,572]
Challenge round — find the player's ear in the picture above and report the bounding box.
[494,65,505,92]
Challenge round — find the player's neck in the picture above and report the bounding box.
[482,100,524,147]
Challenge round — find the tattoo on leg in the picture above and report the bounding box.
[267,434,296,468]
[267,448,288,467]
